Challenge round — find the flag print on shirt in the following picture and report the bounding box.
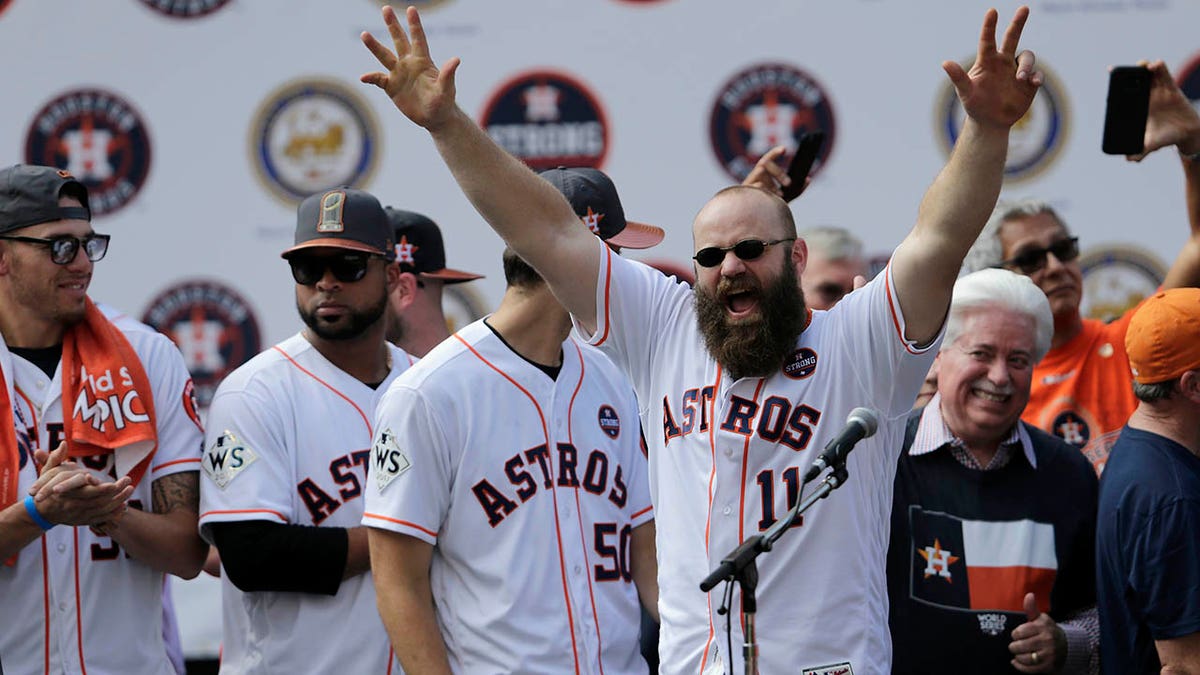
[908,507,1057,613]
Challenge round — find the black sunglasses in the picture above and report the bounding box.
[693,238,795,268]
[998,237,1079,274]
[0,233,110,265]
[288,253,381,285]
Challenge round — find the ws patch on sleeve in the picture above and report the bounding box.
[372,428,411,491]
[203,431,258,489]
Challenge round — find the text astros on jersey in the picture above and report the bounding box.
[577,240,938,675]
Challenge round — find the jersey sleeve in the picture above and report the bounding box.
[572,239,693,399]
[826,261,942,418]
[198,379,295,540]
[143,334,204,481]
[362,383,454,545]
[1131,499,1200,640]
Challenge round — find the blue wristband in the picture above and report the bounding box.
[23,495,55,531]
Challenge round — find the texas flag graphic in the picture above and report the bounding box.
[908,507,1057,613]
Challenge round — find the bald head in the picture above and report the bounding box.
[693,186,796,248]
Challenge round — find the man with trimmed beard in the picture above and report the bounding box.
[198,187,413,674]
[360,5,1042,672]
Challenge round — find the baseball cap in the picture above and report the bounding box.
[0,164,91,234]
[1125,288,1200,384]
[281,188,395,260]
[385,207,484,283]
[539,167,664,249]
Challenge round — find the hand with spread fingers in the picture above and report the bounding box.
[943,6,1042,131]
[1009,592,1067,673]
[741,145,792,198]
[360,5,462,132]
[1128,59,1200,161]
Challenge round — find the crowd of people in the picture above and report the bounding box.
[1,4,1198,675]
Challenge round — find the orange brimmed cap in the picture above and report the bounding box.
[1125,288,1200,384]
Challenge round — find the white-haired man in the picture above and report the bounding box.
[887,269,1099,674]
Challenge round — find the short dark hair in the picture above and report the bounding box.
[501,247,544,289]
[1133,378,1177,403]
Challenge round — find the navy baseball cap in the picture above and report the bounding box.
[282,188,395,260]
[539,167,664,249]
[0,164,91,234]
[386,207,484,283]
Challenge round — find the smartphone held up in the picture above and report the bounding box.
[780,131,826,202]
[1102,66,1152,156]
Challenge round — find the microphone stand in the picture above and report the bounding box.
[698,462,851,675]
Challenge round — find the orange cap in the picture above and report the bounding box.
[1125,288,1200,384]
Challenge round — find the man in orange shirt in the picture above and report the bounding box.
[962,60,1200,472]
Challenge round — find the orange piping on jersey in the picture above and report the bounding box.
[883,262,922,356]
[73,528,88,675]
[201,508,287,522]
[454,333,583,673]
[733,380,765,650]
[41,537,50,675]
[387,648,395,674]
[631,505,653,520]
[361,513,437,539]
[272,346,373,437]
[699,367,722,674]
[595,242,614,347]
[563,343,608,675]
[152,457,201,471]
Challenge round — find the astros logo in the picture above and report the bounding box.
[783,348,818,380]
[395,236,418,264]
[250,78,381,204]
[24,88,153,216]
[480,69,610,171]
[1078,245,1166,323]
[598,405,622,439]
[581,207,604,235]
[142,280,262,409]
[136,0,233,18]
[1050,410,1091,448]
[937,60,1068,183]
[709,63,836,182]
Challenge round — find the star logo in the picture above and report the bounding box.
[918,538,960,581]
[395,235,419,265]
[580,207,604,235]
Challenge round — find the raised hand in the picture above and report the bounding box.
[1008,592,1065,673]
[1130,60,1200,161]
[360,5,462,131]
[943,6,1042,131]
[742,145,791,197]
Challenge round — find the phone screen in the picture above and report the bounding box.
[1102,66,1152,155]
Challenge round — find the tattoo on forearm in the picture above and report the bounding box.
[152,472,200,515]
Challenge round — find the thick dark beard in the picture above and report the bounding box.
[298,292,388,341]
[694,259,806,380]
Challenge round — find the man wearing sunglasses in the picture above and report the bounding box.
[961,60,1200,474]
[198,187,414,674]
[362,5,1041,673]
[0,164,208,675]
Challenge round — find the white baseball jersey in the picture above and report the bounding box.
[198,332,413,675]
[577,243,939,675]
[364,319,653,675]
[0,308,205,675]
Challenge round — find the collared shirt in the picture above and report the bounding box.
[910,393,1037,470]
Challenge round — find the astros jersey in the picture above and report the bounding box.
[577,242,938,675]
[1024,314,1138,474]
[198,332,412,675]
[364,319,653,675]
[0,308,204,675]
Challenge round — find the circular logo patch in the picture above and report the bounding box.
[141,280,262,409]
[480,69,609,171]
[782,347,818,380]
[1049,410,1091,448]
[442,283,489,335]
[936,61,1068,183]
[709,63,836,182]
[250,78,381,204]
[137,0,232,18]
[598,405,621,439]
[24,88,153,217]
[1078,245,1166,323]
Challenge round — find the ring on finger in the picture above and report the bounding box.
[1031,651,1039,664]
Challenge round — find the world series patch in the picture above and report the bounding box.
[372,428,412,491]
[24,88,153,216]
[204,431,258,489]
[250,78,381,204]
[480,69,610,171]
[709,62,836,182]
[936,60,1068,183]
[142,280,262,409]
